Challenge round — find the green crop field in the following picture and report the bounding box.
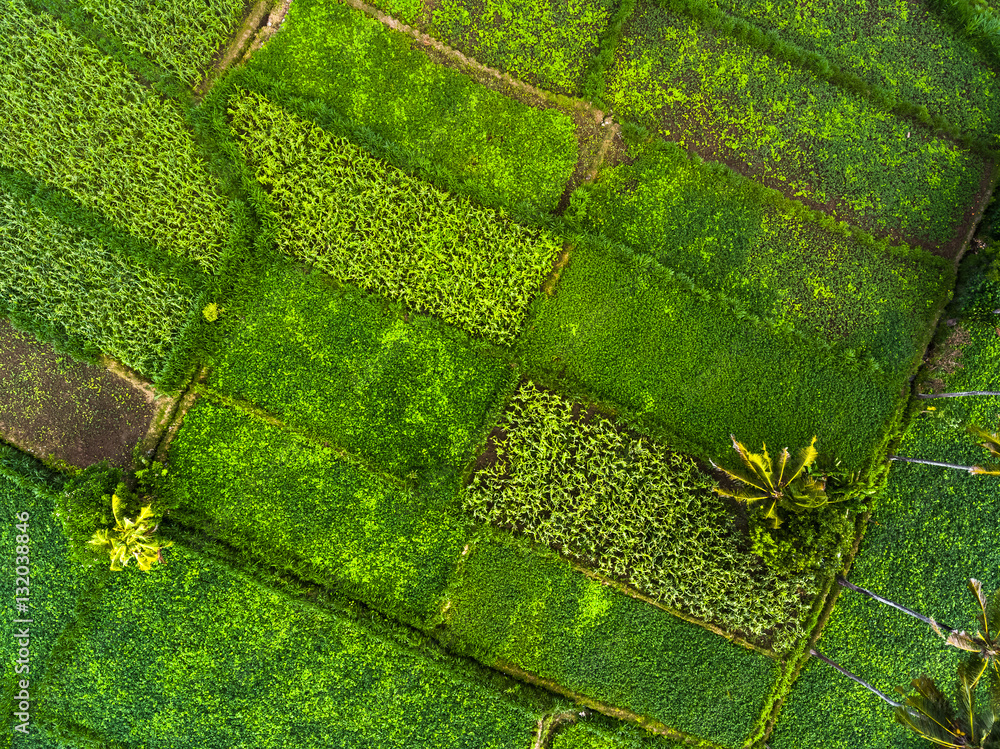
[2,0,998,745]
[605,1,986,247]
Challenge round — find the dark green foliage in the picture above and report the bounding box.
[662,0,1000,147]
[56,462,124,570]
[606,1,987,245]
[229,89,560,345]
[571,138,950,371]
[465,382,844,651]
[0,0,231,270]
[34,544,545,748]
[427,0,619,95]
[162,398,468,625]
[550,717,685,749]
[72,0,246,86]
[517,239,919,472]
[932,0,1000,70]
[442,531,780,748]
[207,256,516,476]
[228,0,578,215]
[0,444,101,746]
[770,301,1000,747]
[0,176,207,378]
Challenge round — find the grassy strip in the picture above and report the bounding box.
[657,0,1000,150]
[551,719,684,749]
[769,299,1000,746]
[206,253,516,476]
[0,0,231,271]
[228,89,560,345]
[425,0,620,96]
[571,135,950,372]
[161,397,470,626]
[70,0,246,87]
[465,382,846,652]
[605,1,986,245]
[0,443,102,744]
[213,0,578,216]
[33,541,549,748]
[441,530,780,749]
[0,173,206,379]
[581,0,639,103]
[517,238,923,472]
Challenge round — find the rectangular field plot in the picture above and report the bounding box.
[572,139,950,372]
[605,1,987,248]
[465,382,846,653]
[0,0,231,270]
[770,312,1000,749]
[700,0,1000,139]
[164,398,469,624]
[207,257,515,476]
[0,172,206,380]
[424,0,619,95]
[519,240,930,472]
[229,90,560,346]
[34,544,546,749]
[442,532,780,749]
[236,0,579,213]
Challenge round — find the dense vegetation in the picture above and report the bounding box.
[0,0,231,270]
[571,137,950,370]
[206,256,514,476]
[161,398,469,626]
[0,179,204,377]
[442,531,781,748]
[234,0,580,215]
[74,0,245,85]
[605,2,986,245]
[519,239,920,470]
[464,382,845,650]
[770,278,1000,748]
[34,543,551,748]
[229,89,561,345]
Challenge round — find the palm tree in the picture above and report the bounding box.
[711,435,845,528]
[810,648,1000,747]
[836,577,1000,679]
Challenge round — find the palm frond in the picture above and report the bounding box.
[969,422,1000,459]
[786,435,819,484]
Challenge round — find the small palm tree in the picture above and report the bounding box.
[87,494,172,572]
[711,435,843,528]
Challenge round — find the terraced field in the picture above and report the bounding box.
[2,0,998,747]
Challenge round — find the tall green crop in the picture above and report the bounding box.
[229,89,560,345]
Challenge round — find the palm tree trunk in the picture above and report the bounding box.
[836,576,957,636]
[809,648,903,707]
[889,456,977,473]
[916,391,1000,399]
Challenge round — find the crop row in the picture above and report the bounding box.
[206,255,514,477]
[229,89,561,345]
[605,1,986,246]
[464,382,841,651]
[233,0,579,215]
[1,0,231,270]
[72,0,245,86]
[0,183,203,378]
[442,531,780,748]
[571,136,950,372]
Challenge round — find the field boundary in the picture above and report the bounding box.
[195,0,282,99]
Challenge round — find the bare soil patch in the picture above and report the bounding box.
[0,320,156,469]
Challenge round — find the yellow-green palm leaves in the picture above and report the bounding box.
[712,435,830,528]
[969,422,1000,476]
[87,494,172,572]
[893,660,1000,748]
